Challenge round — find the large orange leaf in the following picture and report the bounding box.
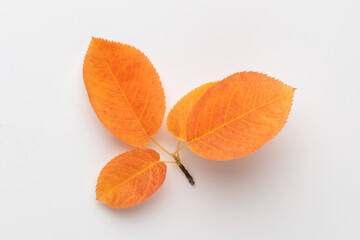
[186,72,295,160]
[167,82,217,140]
[96,148,166,208]
[83,38,165,147]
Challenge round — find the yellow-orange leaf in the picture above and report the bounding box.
[96,148,166,208]
[186,72,295,160]
[167,82,218,140]
[83,38,165,147]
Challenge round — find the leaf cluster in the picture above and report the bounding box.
[83,38,295,208]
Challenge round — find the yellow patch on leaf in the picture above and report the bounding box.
[96,148,166,208]
[83,38,165,147]
[167,82,218,141]
[186,72,295,160]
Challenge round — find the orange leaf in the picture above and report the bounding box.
[186,72,295,160]
[96,148,166,208]
[83,38,165,147]
[167,82,217,141]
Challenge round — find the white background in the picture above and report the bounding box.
[1,0,360,239]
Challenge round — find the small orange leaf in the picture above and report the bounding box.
[96,148,166,208]
[186,72,295,160]
[167,82,218,140]
[83,38,165,147]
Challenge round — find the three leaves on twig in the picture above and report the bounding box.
[83,37,295,208]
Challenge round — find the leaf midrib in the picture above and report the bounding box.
[98,161,161,199]
[187,94,285,143]
[98,48,148,137]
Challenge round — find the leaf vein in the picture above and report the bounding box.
[188,94,285,143]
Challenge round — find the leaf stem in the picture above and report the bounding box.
[150,137,172,157]
[173,142,187,154]
[175,140,181,158]
[150,138,194,185]
[163,161,177,164]
[171,153,195,185]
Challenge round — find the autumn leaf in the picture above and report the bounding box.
[96,148,166,208]
[83,38,165,147]
[185,72,295,160]
[167,82,218,141]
